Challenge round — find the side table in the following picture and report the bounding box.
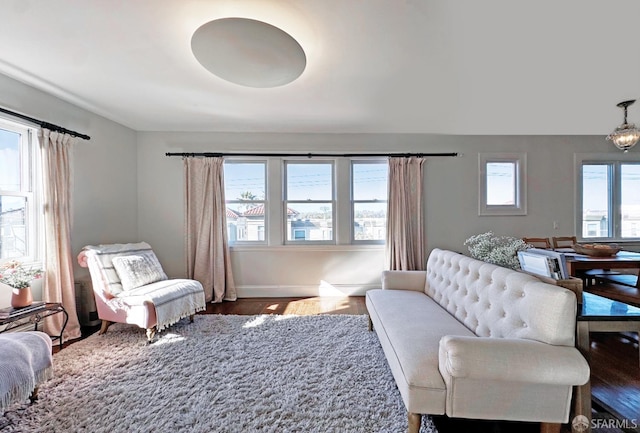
[0,302,69,349]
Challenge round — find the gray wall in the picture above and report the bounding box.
[0,74,138,293]
[136,132,612,297]
[0,73,627,299]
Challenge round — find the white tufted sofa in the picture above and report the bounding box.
[366,248,590,433]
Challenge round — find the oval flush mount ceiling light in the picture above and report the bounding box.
[191,17,306,88]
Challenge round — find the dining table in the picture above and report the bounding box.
[564,250,640,283]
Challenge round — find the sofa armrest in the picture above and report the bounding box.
[381,270,427,291]
[439,335,590,386]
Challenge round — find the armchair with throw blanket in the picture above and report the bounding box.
[77,242,206,343]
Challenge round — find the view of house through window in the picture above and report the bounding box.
[224,161,266,242]
[0,120,38,262]
[581,162,640,239]
[285,162,334,242]
[352,161,387,241]
[223,158,388,245]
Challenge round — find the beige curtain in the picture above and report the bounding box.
[184,157,236,303]
[39,128,82,341]
[385,156,426,271]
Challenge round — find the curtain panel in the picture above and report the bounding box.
[183,157,236,303]
[385,157,426,271]
[39,128,81,341]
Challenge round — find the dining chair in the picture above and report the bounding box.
[522,237,551,249]
[552,236,577,250]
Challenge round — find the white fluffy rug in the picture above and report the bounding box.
[1,314,438,433]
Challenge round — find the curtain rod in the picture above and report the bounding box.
[0,107,91,140]
[166,151,459,158]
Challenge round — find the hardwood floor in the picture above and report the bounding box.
[71,295,638,433]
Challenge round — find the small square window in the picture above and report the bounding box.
[479,153,527,216]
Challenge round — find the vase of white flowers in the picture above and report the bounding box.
[0,261,43,308]
[464,231,530,270]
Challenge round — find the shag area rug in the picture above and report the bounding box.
[1,314,438,433]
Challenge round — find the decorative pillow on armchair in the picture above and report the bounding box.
[112,251,168,291]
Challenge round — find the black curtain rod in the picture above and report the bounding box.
[0,107,91,140]
[166,151,459,158]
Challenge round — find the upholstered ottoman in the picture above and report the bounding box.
[0,331,53,411]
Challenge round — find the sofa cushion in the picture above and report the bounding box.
[366,288,475,414]
[112,251,168,291]
[82,242,158,297]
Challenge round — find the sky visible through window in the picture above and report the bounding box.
[0,128,22,212]
[486,162,515,205]
[583,164,640,211]
[224,162,388,202]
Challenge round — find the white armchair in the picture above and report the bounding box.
[77,242,206,342]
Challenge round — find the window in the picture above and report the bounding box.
[478,153,527,216]
[0,119,40,263]
[579,159,640,240]
[224,161,266,243]
[352,161,388,242]
[285,161,334,242]
[223,157,388,246]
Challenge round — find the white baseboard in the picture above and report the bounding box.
[236,283,379,298]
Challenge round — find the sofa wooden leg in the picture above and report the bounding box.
[99,320,112,335]
[408,412,421,433]
[368,315,373,331]
[540,422,561,433]
[189,314,195,323]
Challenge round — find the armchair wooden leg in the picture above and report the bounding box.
[408,412,421,433]
[99,320,113,335]
[540,422,561,433]
[189,314,195,323]
[29,386,39,403]
[146,327,157,344]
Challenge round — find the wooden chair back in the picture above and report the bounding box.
[552,236,577,249]
[522,237,551,249]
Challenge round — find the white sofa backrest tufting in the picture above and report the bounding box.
[425,248,577,346]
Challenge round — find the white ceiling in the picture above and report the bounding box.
[0,0,639,135]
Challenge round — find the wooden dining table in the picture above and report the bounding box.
[564,250,640,278]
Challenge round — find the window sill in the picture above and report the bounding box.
[229,244,385,252]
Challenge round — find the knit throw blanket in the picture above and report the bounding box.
[114,279,206,331]
[0,332,53,411]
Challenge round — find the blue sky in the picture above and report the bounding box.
[223,161,388,201]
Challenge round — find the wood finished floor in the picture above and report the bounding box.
[71,295,639,433]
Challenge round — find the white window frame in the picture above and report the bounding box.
[478,152,527,216]
[223,156,387,248]
[0,117,42,265]
[223,159,268,245]
[351,159,388,244]
[576,153,640,241]
[284,159,335,245]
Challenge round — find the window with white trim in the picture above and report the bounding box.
[352,161,388,242]
[0,118,40,263]
[224,157,389,246]
[224,161,267,243]
[579,159,640,240]
[284,161,334,243]
[479,153,527,216]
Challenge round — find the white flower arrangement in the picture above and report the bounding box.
[464,231,530,270]
[0,260,43,289]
